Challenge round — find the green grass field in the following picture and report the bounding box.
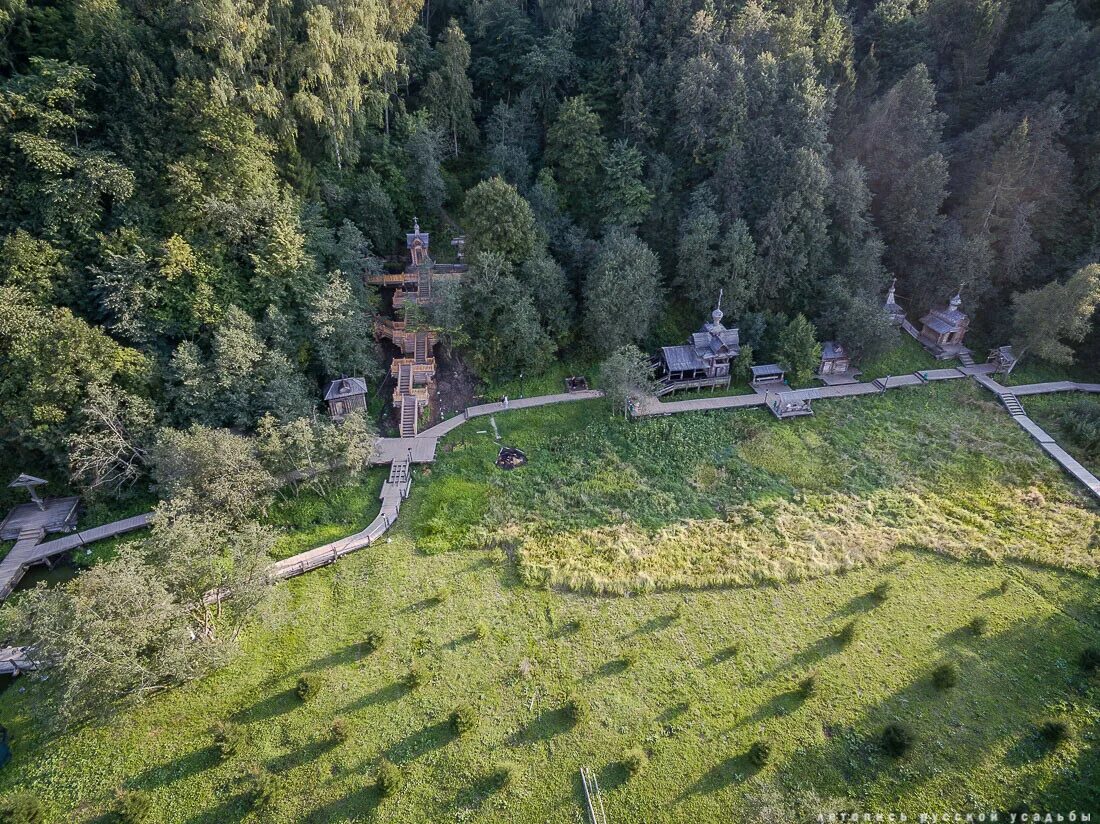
[1,381,1099,822]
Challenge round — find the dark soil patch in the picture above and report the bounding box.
[435,351,480,420]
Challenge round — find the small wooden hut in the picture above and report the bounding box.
[324,377,368,421]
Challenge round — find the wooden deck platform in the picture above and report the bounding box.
[0,497,80,541]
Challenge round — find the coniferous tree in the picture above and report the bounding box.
[584,229,662,353]
[425,20,478,157]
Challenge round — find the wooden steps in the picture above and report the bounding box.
[400,396,418,437]
[957,351,975,366]
[999,392,1025,416]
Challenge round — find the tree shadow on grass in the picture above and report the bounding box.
[184,789,252,824]
[511,705,577,744]
[444,631,479,651]
[937,625,983,647]
[826,592,878,620]
[339,680,407,714]
[597,759,632,792]
[657,702,691,723]
[735,687,805,728]
[300,782,380,823]
[130,745,218,789]
[401,597,441,614]
[448,768,510,815]
[551,620,583,640]
[583,657,633,681]
[268,736,340,774]
[760,633,843,680]
[676,751,761,800]
[304,643,364,671]
[384,719,456,764]
[232,687,299,723]
[703,644,740,667]
[620,613,677,639]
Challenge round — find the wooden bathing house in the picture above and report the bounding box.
[653,298,741,397]
[324,377,368,421]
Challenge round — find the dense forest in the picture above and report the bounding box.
[3,0,1100,499]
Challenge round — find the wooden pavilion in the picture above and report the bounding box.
[0,475,79,541]
[750,364,786,388]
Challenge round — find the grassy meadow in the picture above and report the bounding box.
[1,381,1099,821]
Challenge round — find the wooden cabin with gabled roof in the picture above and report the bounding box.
[324,377,368,421]
[653,294,741,396]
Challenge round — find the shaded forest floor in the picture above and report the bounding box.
[1,382,1099,821]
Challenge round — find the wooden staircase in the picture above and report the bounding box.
[414,333,428,364]
[999,392,1025,416]
[399,396,418,437]
[397,362,412,395]
[957,351,975,367]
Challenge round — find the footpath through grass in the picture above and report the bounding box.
[1,381,1099,821]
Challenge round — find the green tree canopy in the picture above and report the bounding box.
[1011,264,1100,364]
[463,176,540,265]
[583,229,662,354]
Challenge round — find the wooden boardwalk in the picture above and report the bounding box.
[0,513,152,600]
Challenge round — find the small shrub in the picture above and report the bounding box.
[377,758,403,798]
[1000,578,1011,595]
[1079,646,1100,672]
[212,720,244,760]
[836,620,858,647]
[364,630,386,652]
[564,695,588,726]
[621,650,639,668]
[475,622,489,640]
[1039,718,1074,748]
[747,740,771,767]
[881,723,914,757]
[296,674,320,702]
[623,747,648,776]
[452,704,478,735]
[248,766,279,811]
[932,663,959,690]
[115,789,153,824]
[0,792,43,824]
[405,661,430,689]
[331,717,349,742]
[872,582,892,603]
[798,672,817,698]
[968,616,988,636]
[433,585,452,604]
[672,602,686,621]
